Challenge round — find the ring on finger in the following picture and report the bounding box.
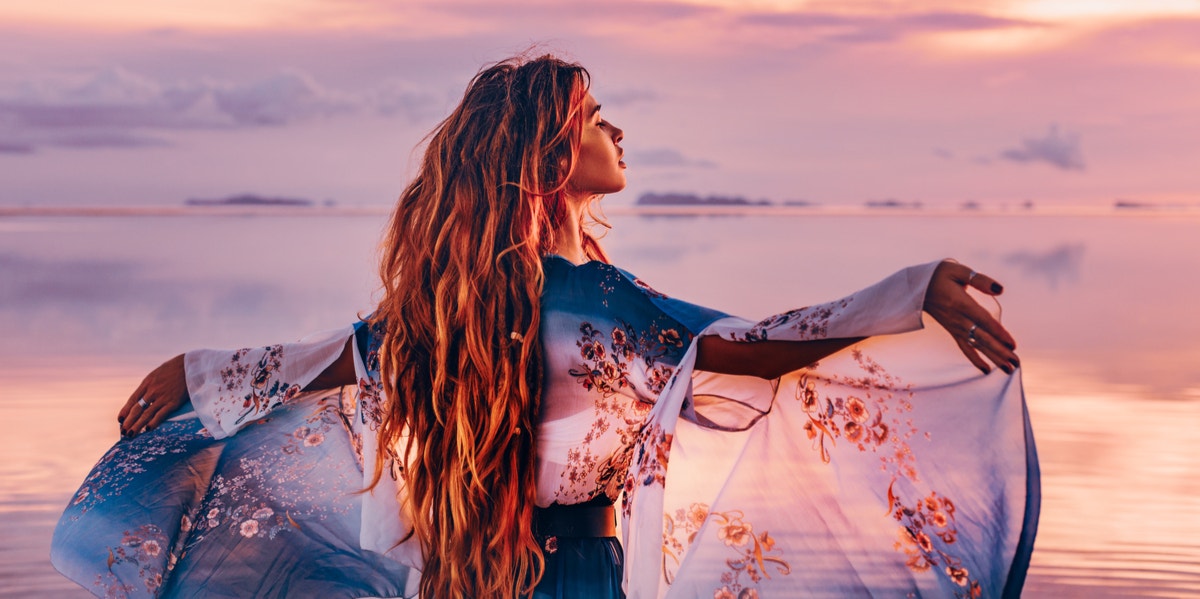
[137,397,149,408]
[967,324,978,344]
[966,270,978,286]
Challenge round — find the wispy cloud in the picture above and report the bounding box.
[737,10,1042,44]
[1000,124,1086,171]
[0,66,436,153]
[627,147,716,169]
[1003,243,1085,289]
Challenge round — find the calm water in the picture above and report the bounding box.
[2,209,1198,597]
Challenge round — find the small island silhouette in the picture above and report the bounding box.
[185,194,317,207]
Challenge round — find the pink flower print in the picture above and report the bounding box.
[932,511,948,527]
[738,589,759,599]
[906,554,932,572]
[294,426,310,439]
[714,587,736,599]
[141,540,162,558]
[239,519,259,538]
[803,420,817,440]
[946,566,971,586]
[611,327,628,347]
[915,531,933,553]
[253,507,275,520]
[799,380,819,411]
[687,504,709,530]
[718,520,753,547]
[845,396,870,423]
[601,361,620,380]
[304,432,325,447]
[844,420,863,442]
[658,328,683,348]
[580,339,607,361]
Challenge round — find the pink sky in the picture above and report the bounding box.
[1,0,1198,207]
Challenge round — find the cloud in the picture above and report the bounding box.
[737,10,1042,44]
[1000,124,1086,171]
[0,66,437,152]
[0,141,34,154]
[626,147,716,168]
[1003,243,1085,289]
[597,88,659,108]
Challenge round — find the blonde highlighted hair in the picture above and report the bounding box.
[370,54,608,597]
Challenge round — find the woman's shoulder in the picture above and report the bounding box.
[542,255,664,303]
[542,256,729,331]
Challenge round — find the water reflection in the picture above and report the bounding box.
[1002,243,1086,290]
[2,211,1198,597]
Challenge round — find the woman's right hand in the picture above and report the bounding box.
[923,260,1020,375]
[118,353,190,438]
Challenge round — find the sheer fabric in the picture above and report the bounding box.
[52,258,1038,598]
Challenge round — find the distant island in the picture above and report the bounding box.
[864,199,922,209]
[185,194,317,207]
[637,192,770,206]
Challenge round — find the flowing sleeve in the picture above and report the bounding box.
[184,325,353,439]
[185,317,428,572]
[619,261,1040,599]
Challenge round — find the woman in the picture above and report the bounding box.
[52,54,1036,598]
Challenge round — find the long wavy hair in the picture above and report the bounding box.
[369,55,609,597]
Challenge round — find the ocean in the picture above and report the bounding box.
[2,206,1198,597]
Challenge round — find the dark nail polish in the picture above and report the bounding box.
[991,283,1003,294]
[118,416,125,423]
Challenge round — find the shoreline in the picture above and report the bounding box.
[2,204,1199,218]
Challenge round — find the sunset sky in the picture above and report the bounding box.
[1,0,1198,207]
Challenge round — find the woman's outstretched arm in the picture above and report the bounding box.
[694,260,1020,379]
[118,338,357,437]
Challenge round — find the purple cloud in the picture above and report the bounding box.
[1003,243,1085,289]
[1000,125,1086,171]
[738,10,1041,43]
[0,66,436,151]
[627,147,716,169]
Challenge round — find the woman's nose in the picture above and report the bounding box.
[612,126,624,144]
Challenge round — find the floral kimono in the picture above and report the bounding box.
[52,257,1039,598]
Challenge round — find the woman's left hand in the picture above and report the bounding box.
[923,260,1020,375]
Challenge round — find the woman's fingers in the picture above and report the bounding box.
[119,380,149,435]
[929,261,1021,374]
[956,266,1004,297]
[960,296,1017,351]
[954,336,992,375]
[963,324,1019,374]
[119,354,188,438]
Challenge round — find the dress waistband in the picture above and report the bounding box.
[533,503,617,538]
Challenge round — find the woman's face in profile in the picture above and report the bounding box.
[567,92,626,198]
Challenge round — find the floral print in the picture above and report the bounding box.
[798,348,981,594]
[662,503,791,595]
[208,345,302,427]
[734,298,851,342]
[557,318,689,503]
[621,423,673,519]
[91,524,169,598]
